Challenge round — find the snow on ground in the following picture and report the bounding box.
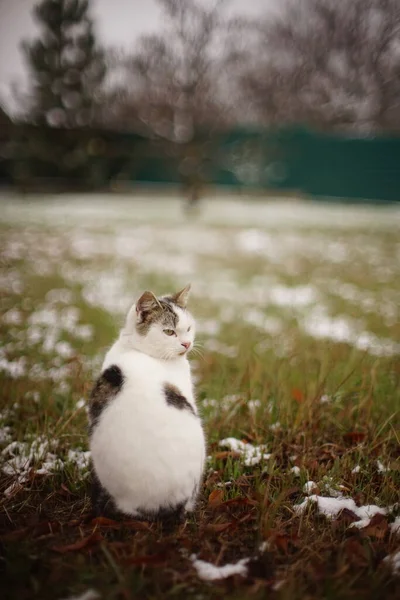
[390,517,400,535]
[2,195,399,229]
[219,438,271,466]
[294,495,387,523]
[383,550,400,576]
[0,404,90,496]
[2,194,399,363]
[190,555,250,581]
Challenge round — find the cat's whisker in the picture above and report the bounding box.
[190,347,205,361]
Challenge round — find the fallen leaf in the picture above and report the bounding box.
[121,520,151,530]
[219,497,258,510]
[273,534,289,553]
[204,522,235,533]
[333,508,360,527]
[291,388,304,403]
[344,539,369,566]
[360,513,388,539]
[52,531,103,553]
[91,516,120,528]
[214,451,241,460]
[208,489,224,507]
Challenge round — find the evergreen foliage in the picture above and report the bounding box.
[22,0,106,128]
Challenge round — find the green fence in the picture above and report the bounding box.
[213,127,400,202]
[1,125,400,202]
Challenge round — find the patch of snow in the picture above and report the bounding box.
[248,399,261,412]
[75,398,86,410]
[270,422,281,432]
[55,341,74,359]
[377,460,389,473]
[2,309,23,325]
[219,438,271,466]
[272,580,285,591]
[270,285,317,307]
[294,495,387,521]
[191,555,249,581]
[203,339,238,357]
[291,466,301,476]
[302,308,400,357]
[259,540,270,552]
[303,481,318,495]
[0,356,27,378]
[67,449,91,471]
[1,435,90,494]
[390,517,400,535]
[0,426,12,444]
[201,398,218,408]
[383,550,400,575]
[351,465,361,474]
[320,394,331,404]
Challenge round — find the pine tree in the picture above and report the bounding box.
[22,0,106,128]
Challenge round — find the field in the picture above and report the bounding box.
[1,193,399,600]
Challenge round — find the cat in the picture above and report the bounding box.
[88,284,206,522]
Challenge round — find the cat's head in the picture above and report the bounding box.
[122,284,195,360]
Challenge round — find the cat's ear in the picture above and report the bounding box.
[172,284,191,309]
[136,291,162,316]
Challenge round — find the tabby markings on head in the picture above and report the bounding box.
[136,299,179,336]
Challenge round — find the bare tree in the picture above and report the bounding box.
[103,0,236,211]
[240,0,400,133]
[110,0,233,140]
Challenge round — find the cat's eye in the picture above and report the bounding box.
[187,326,191,332]
[163,329,175,336]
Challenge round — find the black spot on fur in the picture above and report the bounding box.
[103,365,124,388]
[164,383,195,415]
[88,365,124,432]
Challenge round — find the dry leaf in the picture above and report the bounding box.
[220,497,258,509]
[291,388,304,403]
[360,513,388,539]
[204,522,235,533]
[214,451,241,460]
[208,489,224,507]
[121,520,151,530]
[273,534,289,553]
[52,531,103,553]
[91,516,120,528]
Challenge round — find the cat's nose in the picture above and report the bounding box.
[181,341,190,350]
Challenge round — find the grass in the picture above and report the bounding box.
[0,195,399,600]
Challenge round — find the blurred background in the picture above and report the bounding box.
[1,5,399,597]
[0,0,399,204]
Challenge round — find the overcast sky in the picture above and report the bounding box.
[0,0,271,109]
